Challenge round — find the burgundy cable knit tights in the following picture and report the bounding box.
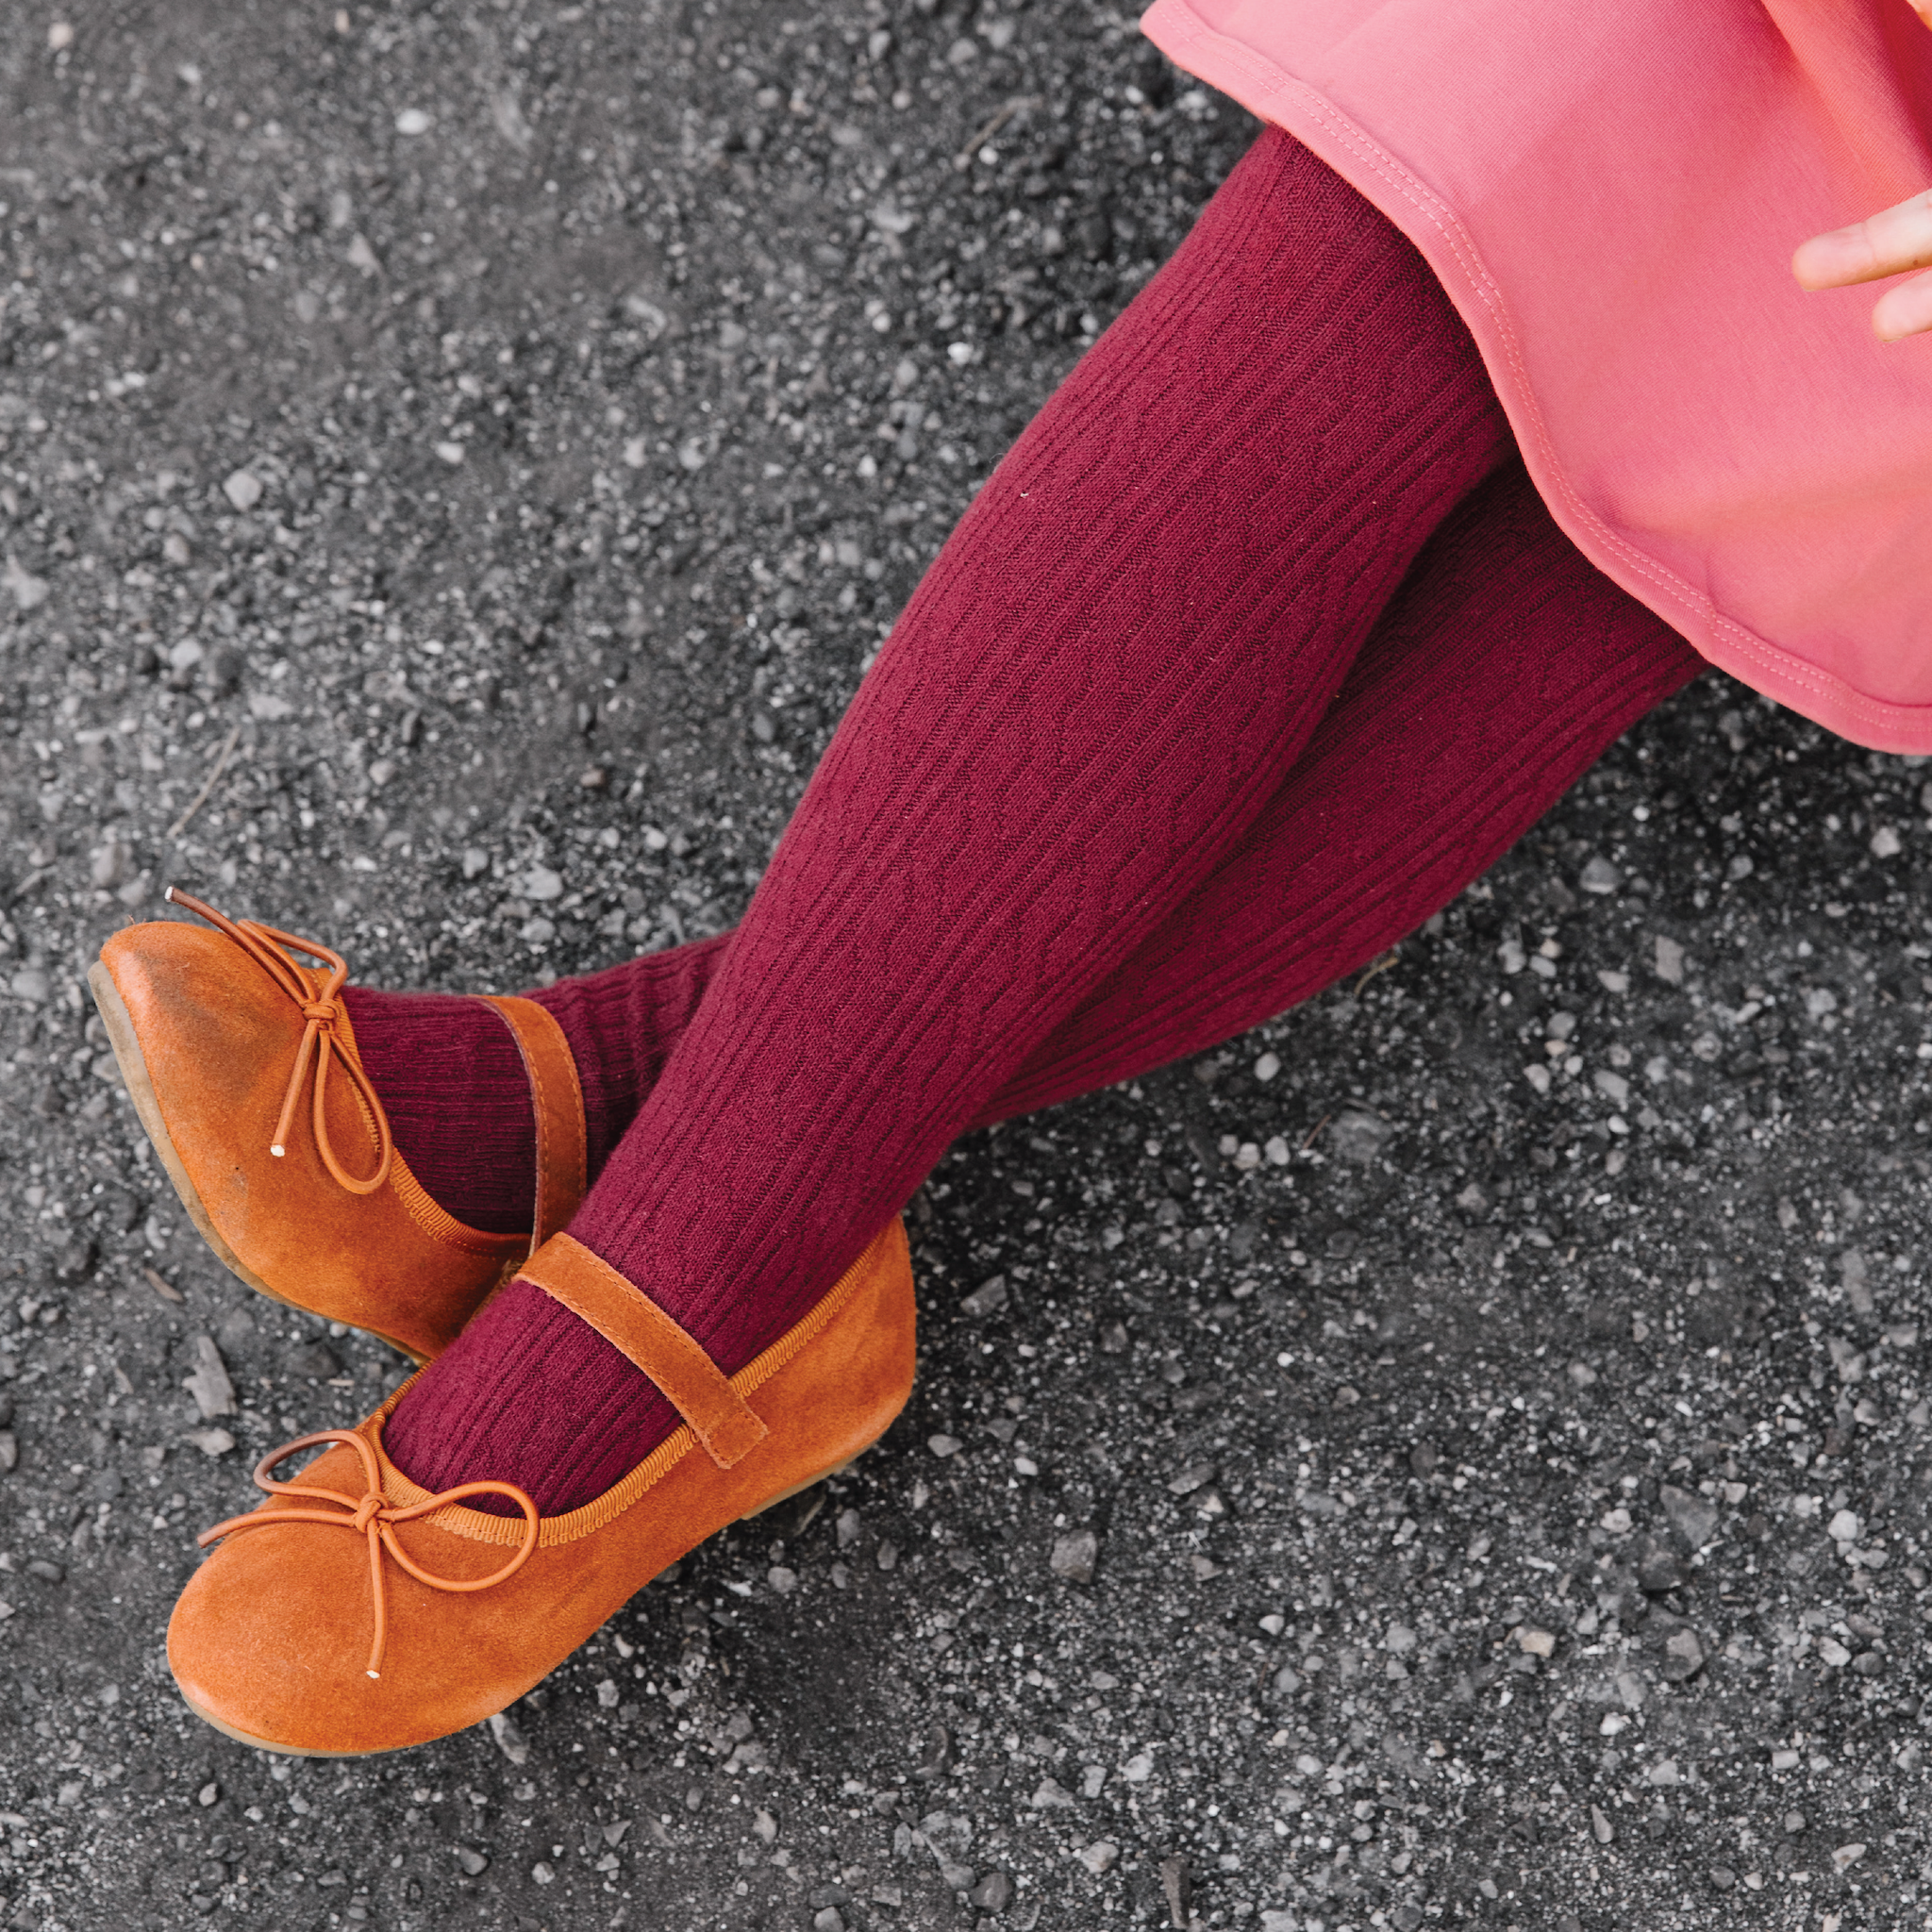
[358,129,1701,1514]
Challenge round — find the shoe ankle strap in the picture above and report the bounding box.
[519,1234,770,1470]
[472,995,588,1253]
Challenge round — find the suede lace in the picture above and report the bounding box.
[197,1430,540,1679]
[164,886,395,1195]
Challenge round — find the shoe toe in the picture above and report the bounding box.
[168,1446,538,1757]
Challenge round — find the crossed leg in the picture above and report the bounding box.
[359,131,1697,1513]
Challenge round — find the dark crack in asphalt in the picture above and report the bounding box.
[2,5,1931,1931]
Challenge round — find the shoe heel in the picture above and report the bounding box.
[741,1435,883,1521]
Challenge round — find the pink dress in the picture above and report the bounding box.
[1140,0,1932,751]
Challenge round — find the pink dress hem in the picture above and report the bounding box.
[1141,0,1932,753]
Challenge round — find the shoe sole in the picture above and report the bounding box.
[89,958,429,1367]
[174,1439,885,1758]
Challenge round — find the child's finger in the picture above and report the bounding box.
[1874,264,1932,342]
[1792,187,1932,291]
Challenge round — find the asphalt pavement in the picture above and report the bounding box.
[2,4,1930,1930]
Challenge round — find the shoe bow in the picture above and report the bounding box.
[197,1430,540,1680]
[163,886,395,1195]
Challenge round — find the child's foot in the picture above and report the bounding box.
[92,891,585,1360]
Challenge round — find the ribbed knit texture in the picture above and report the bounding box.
[341,937,726,1234]
[369,129,1698,1516]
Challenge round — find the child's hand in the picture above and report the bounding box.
[1792,187,1932,341]
[1790,5,1932,341]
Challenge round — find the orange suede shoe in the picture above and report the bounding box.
[166,1221,916,1757]
[91,890,587,1363]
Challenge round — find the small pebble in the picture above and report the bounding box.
[182,1335,237,1421]
[1049,1529,1097,1584]
[285,1341,341,1381]
[959,1277,1008,1318]
[968,1871,1013,1910]
[1663,1628,1706,1679]
[1659,1484,1719,1548]
[1637,1546,1686,1592]
[222,470,263,511]
[487,1712,530,1765]
[4,560,48,612]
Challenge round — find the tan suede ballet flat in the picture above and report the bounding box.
[167,1221,917,1756]
[92,889,587,1363]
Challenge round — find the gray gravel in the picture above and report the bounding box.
[4,4,1932,1930]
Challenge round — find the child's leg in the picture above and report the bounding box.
[381,125,1524,1514]
[982,453,1701,1124]
[343,938,726,1233]
[354,450,1695,1241]
[349,125,1512,1245]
